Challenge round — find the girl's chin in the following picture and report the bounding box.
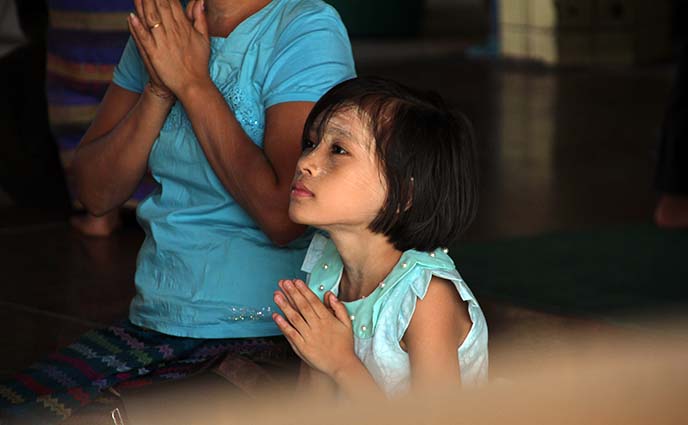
[288,213,329,229]
[287,208,310,226]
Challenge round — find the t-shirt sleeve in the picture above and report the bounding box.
[111,36,148,93]
[262,8,356,108]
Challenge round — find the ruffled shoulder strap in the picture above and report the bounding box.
[393,256,483,343]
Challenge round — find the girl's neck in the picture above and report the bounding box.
[328,229,403,302]
[205,0,272,37]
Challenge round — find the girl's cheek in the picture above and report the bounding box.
[346,169,386,208]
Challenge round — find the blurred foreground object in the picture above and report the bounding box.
[120,318,687,425]
[498,0,672,66]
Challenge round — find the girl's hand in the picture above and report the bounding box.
[272,280,359,378]
[128,0,211,99]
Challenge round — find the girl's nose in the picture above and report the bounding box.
[297,148,319,177]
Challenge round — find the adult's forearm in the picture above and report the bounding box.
[179,81,305,245]
[73,87,173,215]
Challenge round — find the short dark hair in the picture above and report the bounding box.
[303,77,479,252]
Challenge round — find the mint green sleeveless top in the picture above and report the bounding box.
[302,234,489,396]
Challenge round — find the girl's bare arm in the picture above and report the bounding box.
[403,276,472,393]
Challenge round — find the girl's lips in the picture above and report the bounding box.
[291,181,314,197]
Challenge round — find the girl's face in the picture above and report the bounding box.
[289,108,387,231]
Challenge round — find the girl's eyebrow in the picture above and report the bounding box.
[325,125,353,140]
[326,123,373,150]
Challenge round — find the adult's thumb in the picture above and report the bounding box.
[193,0,208,37]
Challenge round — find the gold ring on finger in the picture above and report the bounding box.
[150,22,162,30]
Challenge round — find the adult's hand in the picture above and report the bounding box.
[125,1,172,100]
[128,0,211,99]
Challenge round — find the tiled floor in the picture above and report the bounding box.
[0,46,676,379]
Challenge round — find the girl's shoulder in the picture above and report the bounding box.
[379,248,484,343]
[301,234,484,340]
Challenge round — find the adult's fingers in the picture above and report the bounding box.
[163,0,188,26]
[129,18,165,89]
[185,0,195,21]
[139,0,162,29]
[191,0,208,37]
[153,0,175,28]
[129,18,152,66]
[133,0,146,28]
[128,12,157,51]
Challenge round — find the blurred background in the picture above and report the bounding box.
[1,0,686,383]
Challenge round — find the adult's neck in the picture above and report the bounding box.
[327,227,403,302]
[205,0,272,37]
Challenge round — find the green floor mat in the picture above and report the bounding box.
[451,223,688,318]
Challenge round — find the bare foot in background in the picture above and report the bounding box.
[70,209,122,237]
[654,195,688,228]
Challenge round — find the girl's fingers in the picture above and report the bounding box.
[274,291,310,333]
[328,292,352,328]
[293,279,330,318]
[323,289,333,311]
[284,280,321,321]
[278,280,299,310]
[272,313,305,349]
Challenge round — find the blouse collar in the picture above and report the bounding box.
[305,234,455,339]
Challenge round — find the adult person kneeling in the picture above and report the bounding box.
[0,0,355,422]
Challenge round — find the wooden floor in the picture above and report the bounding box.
[0,44,675,379]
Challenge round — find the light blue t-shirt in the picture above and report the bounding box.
[303,234,489,396]
[111,0,356,338]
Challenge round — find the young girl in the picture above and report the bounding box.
[272,77,488,398]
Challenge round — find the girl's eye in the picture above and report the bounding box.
[301,138,316,152]
[331,144,348,155]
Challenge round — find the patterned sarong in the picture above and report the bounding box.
[0,320,295,424]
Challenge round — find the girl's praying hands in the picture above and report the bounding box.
[273,279,383,398]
